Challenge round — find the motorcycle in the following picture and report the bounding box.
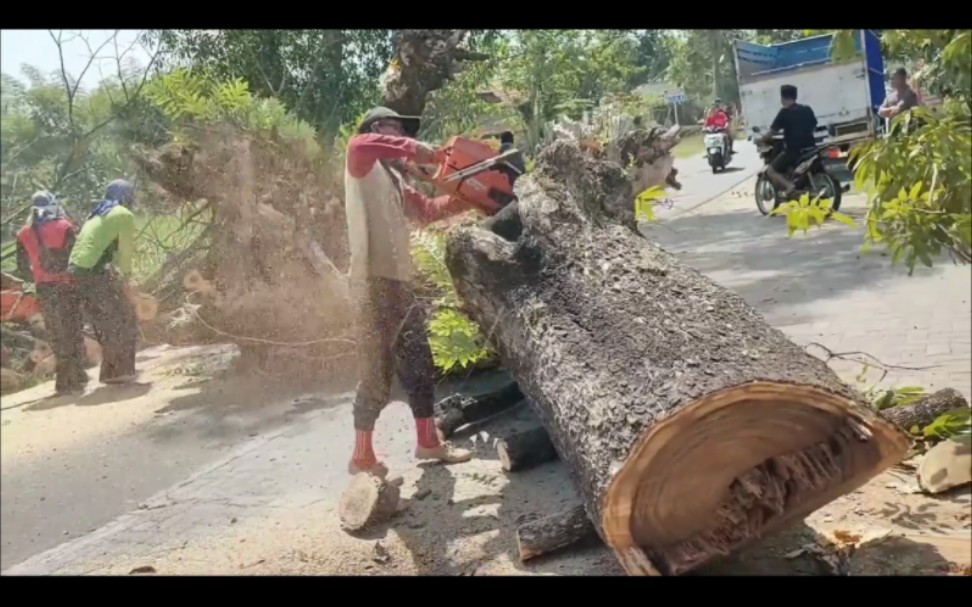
[703,125,732,174]
[752,129,843,216]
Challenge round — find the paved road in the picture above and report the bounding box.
[668,140,761,211]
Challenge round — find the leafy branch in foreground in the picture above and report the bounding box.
[850,107,972,273]
[411,229,492,373]
[770,193,856,236]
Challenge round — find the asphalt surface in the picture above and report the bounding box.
[667,140,761,213]
[0,147,761,572]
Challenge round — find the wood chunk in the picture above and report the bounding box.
[918,438,972,494]
[516,505,597,562]
[881,388,969,431]
[498,426,558,472]
[339,474,401,532]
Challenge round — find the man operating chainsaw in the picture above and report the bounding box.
[344,106,475,478]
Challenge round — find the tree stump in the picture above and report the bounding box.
[444,138,911,576]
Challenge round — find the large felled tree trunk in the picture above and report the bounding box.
[444,139,911,576]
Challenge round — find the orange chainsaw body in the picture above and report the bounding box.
[429,136,516,215]
[1,287,42,323]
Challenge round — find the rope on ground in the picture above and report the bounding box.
[191,308,358,348]
[182,290,357,348]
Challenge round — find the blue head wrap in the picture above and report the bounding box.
[90,179,135,218]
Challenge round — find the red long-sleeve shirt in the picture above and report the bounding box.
[346,133,469,225]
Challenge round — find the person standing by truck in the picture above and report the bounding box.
[879,67,921,120]
[15,192,88,394]
[68,179,140,385]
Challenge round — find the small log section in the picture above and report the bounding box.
[434,380,524,439]
[445,138,911,576]
[516,505,598,562]
[881,388,969,431]
[499,426,558,472]
[339,474,401,532]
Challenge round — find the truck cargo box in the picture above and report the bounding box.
[734,31,886,144]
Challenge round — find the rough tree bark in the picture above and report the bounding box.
[444,137,911,576]
[382,30,489,120]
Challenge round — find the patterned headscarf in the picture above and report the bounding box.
[31,191,62,225]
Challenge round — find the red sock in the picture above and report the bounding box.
[415,417,440,449]
[352,430,376,467]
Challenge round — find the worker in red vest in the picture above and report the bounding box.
[16,191,89,394]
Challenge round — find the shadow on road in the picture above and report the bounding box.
[642,207,944,319]
[24,382,153,412]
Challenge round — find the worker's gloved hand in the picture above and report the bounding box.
[413,142,439,165]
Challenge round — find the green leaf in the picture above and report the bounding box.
[923,408,972,439]
[909,181,924,200]
[830,211,858,228]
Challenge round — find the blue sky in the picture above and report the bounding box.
[1,29,153,90]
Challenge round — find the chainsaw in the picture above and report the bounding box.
[408,136,522,216]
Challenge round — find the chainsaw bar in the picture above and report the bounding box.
[440,148,523,184]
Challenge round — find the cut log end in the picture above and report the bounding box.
[601,381,911,576]
[339,474,401,533]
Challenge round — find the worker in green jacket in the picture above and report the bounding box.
[68,179,140,385]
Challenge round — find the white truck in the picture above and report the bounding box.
[733,30,887,149]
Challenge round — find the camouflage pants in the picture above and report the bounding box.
[36,282,88,392]
[72,270,138,382]
[352,277,436,430]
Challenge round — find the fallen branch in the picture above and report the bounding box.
[881,388,969,431]
[806,341,939,386]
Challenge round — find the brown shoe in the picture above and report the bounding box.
[348,460,389,478]
[415,443,472,464]
[346,460,403,486]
